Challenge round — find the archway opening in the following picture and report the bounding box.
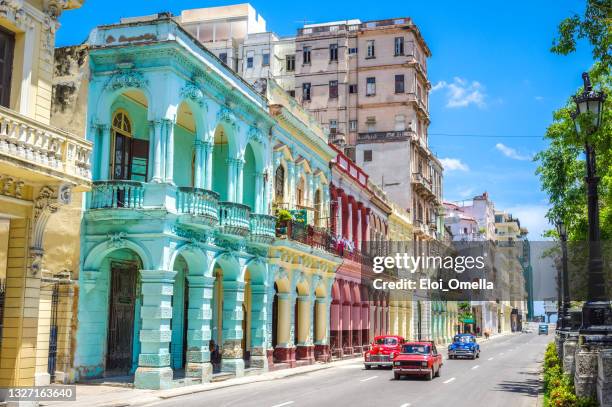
[104,249,143,376]
[170,254,189,371]
[272,282,279,349]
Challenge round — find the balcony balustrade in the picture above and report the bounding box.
[176,187,219,227]
[90,180,144,209]
[218,201,251,236]
[0,105,91,183]
[249,213,276,243]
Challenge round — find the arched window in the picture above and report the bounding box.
[111,111,148,181]
[275,165,285,203]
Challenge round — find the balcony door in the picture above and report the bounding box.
[111,111,148,181]
[0,27,15,108]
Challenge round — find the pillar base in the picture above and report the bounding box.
[562,333,579,376]
[314,344,331,362]
[597,349,612,407]
[296,345,315,363]
[134,367,174,390]
[221,358,245,377]
[274,346,296,367]
[186,362,212,382]
[574,346,599,399]
[249,347,269,370]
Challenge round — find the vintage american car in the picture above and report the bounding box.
[364,335,405,369]
[448,333,480,359]
[392,341,443,380]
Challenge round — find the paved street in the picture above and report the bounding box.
[145,333,548,407]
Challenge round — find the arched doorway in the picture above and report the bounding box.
[105,250,142,376]
[272,283,279,349]
[174,101,197,187]
[170,255,189,371]
[294,288,300,347]
[211,267,223,372]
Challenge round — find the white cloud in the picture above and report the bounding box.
[439,157,469,172]
[495,143,532,161]
[500,204,552,240]
[534,96,544,101]
[431,77,486,108]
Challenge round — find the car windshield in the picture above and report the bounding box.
[375,337,398,346]
[454,336,475,343]
[401,345,430,354]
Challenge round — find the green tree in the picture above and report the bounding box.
[551,0,611,75]
[535,66,611,240]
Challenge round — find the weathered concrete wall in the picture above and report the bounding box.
[52,45,90,137]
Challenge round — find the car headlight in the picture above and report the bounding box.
[394,361,400,366]
[421,361,428,367]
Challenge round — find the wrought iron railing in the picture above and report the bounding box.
[90,180,144,209]
[176,187,219,222]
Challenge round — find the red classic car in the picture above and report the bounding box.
[364,335,405,369]
[392,341,443,380]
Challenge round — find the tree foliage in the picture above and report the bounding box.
[551,0,611,75]
[535,66,611,241]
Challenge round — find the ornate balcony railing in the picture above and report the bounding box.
[249,213,276,242]
[90,180,144,209]
[0,105,91,183]
[218,201,251,236]
[176,187,219,225]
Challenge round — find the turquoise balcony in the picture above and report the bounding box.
[218,201,251,237]
[90,180,144,209]
[249,213,276,244]
[176,187,219,228]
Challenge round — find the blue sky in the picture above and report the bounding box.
[56,1,595,239]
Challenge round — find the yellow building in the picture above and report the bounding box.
[494,211,528,333]
[387,202,413,339]
[0,0,90,387]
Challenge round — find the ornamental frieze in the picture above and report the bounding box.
[106,68,148,91]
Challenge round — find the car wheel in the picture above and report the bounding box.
[426,368,433,381]
[365,365,371,370]
[394,372,400,380]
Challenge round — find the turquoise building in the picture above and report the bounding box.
[75,15,339,390]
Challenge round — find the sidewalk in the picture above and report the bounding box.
[40,358,361,407]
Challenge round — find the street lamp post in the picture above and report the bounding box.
[570,72,611,340]
[556,221,570,331]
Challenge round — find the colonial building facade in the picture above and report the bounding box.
[72,15,338,390]
[0,0,91,388]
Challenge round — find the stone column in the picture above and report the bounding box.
[235,158,244,204]
[296,294,314,363]
[265,281,276,367]
[164,119,175,184]
[226,158,237,202]
[220,280,245,376]
[204,142,213,190]
[249,284,269,370]
[185,275,214,382]
[193,140,204,189]
[254,172,264,213]
[152,120,164,183]
[287,162,296,207]
[134,270,176,390]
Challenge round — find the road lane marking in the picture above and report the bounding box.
[488,357,494,361]
[400,404,411,407]
[443,377,456,384]
[472,365,479,370]
[360,376,378,382]
[271,402,294,407]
